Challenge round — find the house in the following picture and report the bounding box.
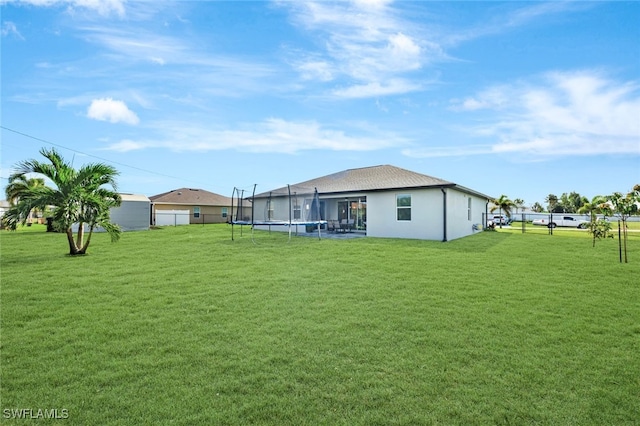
[110,194,151,231]
[0,200,10,228]
[69,193,150,233]
[0,200,10,218]
[149,188,247,226]
[250,165,493,241]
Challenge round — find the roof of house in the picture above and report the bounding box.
[149,188,233,206]
[254,165,491,199]
[119,193,150,203]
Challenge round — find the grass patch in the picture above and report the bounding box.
[1,225,639,424]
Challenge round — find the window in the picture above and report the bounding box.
[468,197,472,221]
[193,206,200,218]
[396,194,411,221]
[221,207,228,218]
[293,204,301,220]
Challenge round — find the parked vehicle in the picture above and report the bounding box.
[532,216,588,229]
[492,215,511,225]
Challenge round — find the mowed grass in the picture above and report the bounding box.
[1,225,638,425]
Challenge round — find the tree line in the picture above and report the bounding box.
[490,187,640,263]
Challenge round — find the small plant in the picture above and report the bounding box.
[585,218,612,247]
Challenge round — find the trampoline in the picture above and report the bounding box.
[230,184,327,242]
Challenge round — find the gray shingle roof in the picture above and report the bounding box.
[255,165,458,197]
[149,188,233,206]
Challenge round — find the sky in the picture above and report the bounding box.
[1,0,639,209]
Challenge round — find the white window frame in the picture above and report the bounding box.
[396,194,411,221]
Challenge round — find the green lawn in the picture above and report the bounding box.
[1,225,638,425]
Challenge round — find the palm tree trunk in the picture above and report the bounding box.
[78,226,95,255]
[76,222,85,249]
[65,228,80,255]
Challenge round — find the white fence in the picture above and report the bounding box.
[155,210,190,226]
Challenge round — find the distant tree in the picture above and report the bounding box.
[5,175,45,205]
[513,198,525,214]
[3,148,122,255]
[490,195,514,229]
[4,175,46,223]
[558,191,587,213]
[578,195,610,221]
[579,195,612,247]
[609,189,639,263]
[531,202,544,213]
[545,194,559,213]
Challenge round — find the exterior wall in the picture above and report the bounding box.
[366,189,445,240]
[444,189,487,241]
[110,199,150,231]
[153,203,239,224]
[366,188,487,241]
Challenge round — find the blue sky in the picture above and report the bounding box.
[2,0,639,208]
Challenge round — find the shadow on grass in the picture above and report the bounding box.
[342,230,513,254]
[434,230,513,253]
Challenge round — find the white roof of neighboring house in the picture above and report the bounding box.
[120,193,150,202]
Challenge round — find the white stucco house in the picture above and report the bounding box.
[249,165,493,242]
[73,193,150,232]
[110,194,151,231]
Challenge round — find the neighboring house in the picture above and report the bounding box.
[250,165,493,241]
[149,188,246,225]
[72,193,150,233]
[0,200,10,228]
[110,194,151,231]
[0,200,10,217]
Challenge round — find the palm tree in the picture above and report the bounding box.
[545,194,559,212]
[3,148,122,255]
[5,175,45,205]
[513,198,525,214]
[577,195,610,222]
[490,195,514,228]
[4,175,46,224]
[578,195,611,247]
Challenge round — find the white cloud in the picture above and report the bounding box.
[446,70,640,158]
[332,79,421,99]
[387,32,421,68]
[283,1,437,98]
[353,0,394,10]
[103,118,406,154]
[6,0,126,17]
[402,145,494,158]
[450,86,510,111]
[295,60,334,82]
[1,21,25,39]
[87,98,139,125]
[445,2,591,46]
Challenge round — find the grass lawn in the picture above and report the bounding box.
[1,225,638,425]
